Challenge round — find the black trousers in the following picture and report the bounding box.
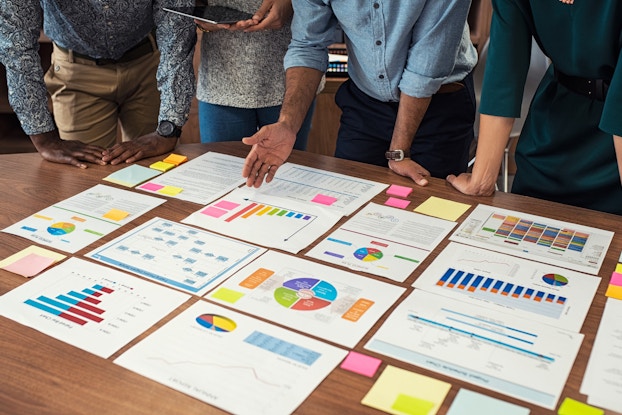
[334,75,475,178]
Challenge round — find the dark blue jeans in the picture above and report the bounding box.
[334,75,475,178]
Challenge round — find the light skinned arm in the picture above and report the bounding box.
[242,66,323,187]
[385,92,432,186]
[446,114,515,195]
[615,135,622,185]
[30,130,106,169]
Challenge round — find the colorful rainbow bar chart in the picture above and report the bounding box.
[490,214,588,253]
[24,284,113,326]
[436,267,566,319]
[219,201,313,223]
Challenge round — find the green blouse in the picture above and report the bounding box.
[480,0,622,215]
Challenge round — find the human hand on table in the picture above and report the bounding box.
[30,130,106,169]
[388,158,430,187]
[446,172,496,196]
[101,132,177,165]
[242,122,296,187]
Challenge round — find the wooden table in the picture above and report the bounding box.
[0,142,620,415]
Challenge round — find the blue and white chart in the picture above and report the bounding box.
[115,301,347,415]
[87,217,266,295]
[365,289,583,410]
[0,257,189,358]
[413,242,600,332]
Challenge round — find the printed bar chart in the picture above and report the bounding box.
[435,267,565,319]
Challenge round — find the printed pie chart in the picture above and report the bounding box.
[274,277,338,311]
[47,222,76,236]
[353,247,383,262]
[196,314,237,332]
[542,273,568,287]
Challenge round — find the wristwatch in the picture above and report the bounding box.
[385,149,410,161]
[156,120,182,138]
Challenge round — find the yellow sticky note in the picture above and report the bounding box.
[162,153,188,166]
[362,365,450,415]
[158,185,183,196]
[103,208,130,221]
[149,161,176,172]
[414,196,471,221]
[211,287,245,303]
[616,263,622,274]
[558,397,604,415]
[605,284,622,300]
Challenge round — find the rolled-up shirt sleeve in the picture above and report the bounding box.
[0,0,55,136]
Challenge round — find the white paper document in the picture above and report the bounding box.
[580,298,622,413]
[114,300,347,415]
[0,257,190,358]
[87,217,266,296]
[206,250,406,348]
[306,202,456,282]
[450,204,614,275]
[365,289,583,410]
[137,152,246,204]
[255,162,388,216]
[2,184,165,253]
[413,242,600,332]
[182,186,344,254]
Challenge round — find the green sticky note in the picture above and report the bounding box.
[211,287,244,303]
[392,393,435,415]
[558,398,604,415]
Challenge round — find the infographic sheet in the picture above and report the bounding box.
[413,242,600,332]
[87,217,266,295]
[182,186,343,254]
[256,162,388,216]
[206,250,406,347]
[0,257,189,358]
[365,289,583,410]
[2,184,165,253]
[450,204,614,275]
[115,301,347,415]
[306,203,456,282]
[137,152,246,204]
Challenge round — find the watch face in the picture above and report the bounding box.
[385,150,405,161]
[158,121,175,137]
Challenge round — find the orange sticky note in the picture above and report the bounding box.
[103,208,130,221]
[162,153,188,166]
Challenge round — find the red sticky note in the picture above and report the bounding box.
[312,194,338,206]
[140,182,164,191]
[386,184,413,198]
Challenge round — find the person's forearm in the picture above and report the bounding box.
[471,114,515,188]
[279,67,323,133]
[614,135,622,185]
[389,93,431,151]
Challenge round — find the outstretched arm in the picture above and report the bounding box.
[615,135,622,185]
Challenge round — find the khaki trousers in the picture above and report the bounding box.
[44,44,160,148]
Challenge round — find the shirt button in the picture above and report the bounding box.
[376,40,382,46]
[373,3,379,8]
[54,65,60,71]
[379,75,385,79]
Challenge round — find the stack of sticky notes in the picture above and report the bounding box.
[385,184,413,209]
[150,153,188,172]
[605,261,622,300]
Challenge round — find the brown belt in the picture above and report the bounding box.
[436,82,465,94]
[55,34,156,66]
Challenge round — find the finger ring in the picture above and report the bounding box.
[197,25,210,33]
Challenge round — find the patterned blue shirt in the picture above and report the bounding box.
[284,0,477,101]
[0,0,196,136]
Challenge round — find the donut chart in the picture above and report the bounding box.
[542,273,568,287]
[196,314,237,332]
[274,277,338,311]
[353,247,383,262]
[47,222,76,236]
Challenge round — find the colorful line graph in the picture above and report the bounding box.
[435,267,566,319]
[24,283,114,325]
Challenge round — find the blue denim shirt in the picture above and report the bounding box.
[0,0,196,136]
[284,0,477,101]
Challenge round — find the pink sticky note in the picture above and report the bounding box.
[610,271,622,287]
[140,182,164,191]
[386,184,413,198]
[201,206,228,218]
[214,200,240,210]
[340,351,382,378]
[385,197,411,209]
[1,253,56,277]
[312,194,338,206]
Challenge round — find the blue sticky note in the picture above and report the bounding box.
[103,164,161,187]
[447,389,530,415]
